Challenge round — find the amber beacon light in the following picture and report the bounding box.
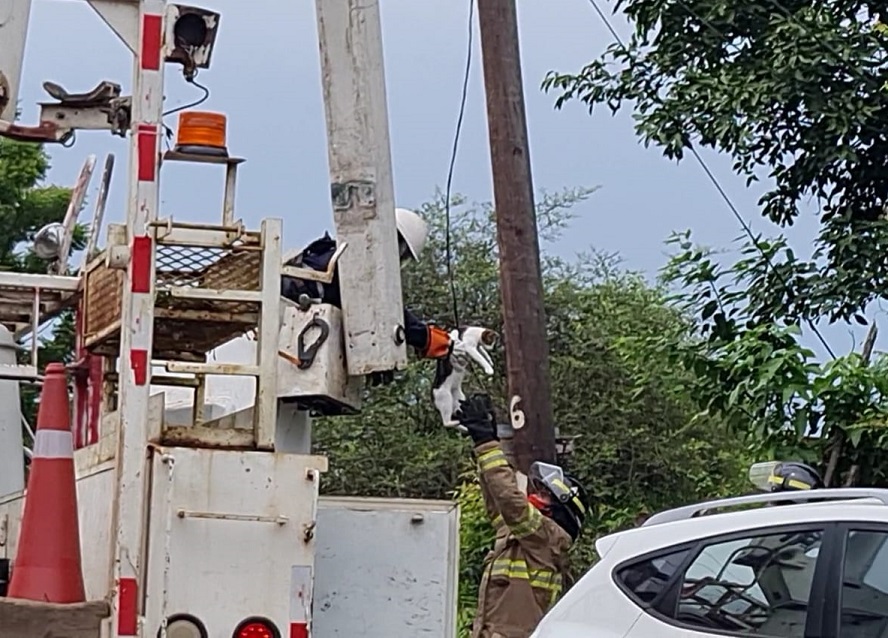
[174,110,229,157]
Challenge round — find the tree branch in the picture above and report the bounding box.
[824,322,878,487]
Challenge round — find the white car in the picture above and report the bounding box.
[531,487,888,638]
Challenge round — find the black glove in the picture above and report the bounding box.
[456,393,498,446]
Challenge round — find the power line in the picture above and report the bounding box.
[442,0,476,329]
[583,0,838,359]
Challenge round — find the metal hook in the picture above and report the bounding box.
[297,317,330,369]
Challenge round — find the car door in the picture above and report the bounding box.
[822,522,888,638]
[616,523,837,638]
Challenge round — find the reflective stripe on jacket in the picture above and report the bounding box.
[472,442,572,638]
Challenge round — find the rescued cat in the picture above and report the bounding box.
[432,326,497,430]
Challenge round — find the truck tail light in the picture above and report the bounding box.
[234,617,280,638]
[157,614,207,638]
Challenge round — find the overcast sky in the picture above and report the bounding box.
[19,0,875,359]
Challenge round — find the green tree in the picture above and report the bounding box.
[656,230,888,487]
[312,189,750,632]
[0,137,78,430]
[542,1,888,323]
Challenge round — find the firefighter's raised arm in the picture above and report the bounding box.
[457,394,545,541]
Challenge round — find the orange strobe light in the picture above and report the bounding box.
[174,111,229,157]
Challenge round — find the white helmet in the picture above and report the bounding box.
[395,207,429,261]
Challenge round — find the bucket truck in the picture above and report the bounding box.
[0,1,459,636]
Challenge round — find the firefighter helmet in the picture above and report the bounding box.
[528,461,590,541]
[395,207,429,262]
[749,461,824,493]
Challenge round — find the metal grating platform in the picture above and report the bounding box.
[83,245,263,360]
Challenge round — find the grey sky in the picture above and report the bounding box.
[22,0,872,359]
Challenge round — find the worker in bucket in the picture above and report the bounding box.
[455,393,589,638]
[280,207,454,363]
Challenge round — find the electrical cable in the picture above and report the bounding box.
[161,73,212,150]
[442,0,476,329]
[163,74,211,118]
[583,0,837,359]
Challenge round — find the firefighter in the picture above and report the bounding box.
[280,207,453,361]
[455,393,589,638]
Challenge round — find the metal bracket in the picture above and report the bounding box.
[330,180,376,212]
[0,81,131,144]
[176,509,289,525]
[0,119,71,144]
[105,223,130,270]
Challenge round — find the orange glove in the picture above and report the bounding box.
[422,325,453,359]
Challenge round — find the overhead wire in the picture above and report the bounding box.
[442,0,476,329]
[583,0,838,359]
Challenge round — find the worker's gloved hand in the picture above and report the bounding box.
[455,393,498,446]
[423,325,454,359]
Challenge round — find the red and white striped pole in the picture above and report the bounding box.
[112,1,165,635]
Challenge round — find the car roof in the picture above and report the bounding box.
[595,493,888,560]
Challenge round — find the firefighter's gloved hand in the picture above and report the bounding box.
[456,393,498,446]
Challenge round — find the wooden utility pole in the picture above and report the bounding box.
[477,0,556,472]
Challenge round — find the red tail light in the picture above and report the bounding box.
[234,617,280,638]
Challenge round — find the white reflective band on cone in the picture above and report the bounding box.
[32,430,74,459]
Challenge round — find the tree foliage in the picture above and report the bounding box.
[542,0,888,322]
[656,230,888,487]
[312,190,751,631]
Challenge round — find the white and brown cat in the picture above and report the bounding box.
[432,326,498,430]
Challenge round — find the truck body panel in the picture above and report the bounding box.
[143,446,327,637]
[314,496,460,637]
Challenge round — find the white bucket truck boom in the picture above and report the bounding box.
[0,1,458,636]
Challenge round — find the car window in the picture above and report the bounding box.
[840,530,888,638]
[671,528,824,637]
[615,548,690,604]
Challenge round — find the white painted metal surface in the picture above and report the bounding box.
[0,0,33,122]
[0,327,24,498]
[72,464,117,602]
[313,496,460,637]
[277,302,362,414]
[314,0,408,377]
[143,447,327,638]
[0,492,23,562]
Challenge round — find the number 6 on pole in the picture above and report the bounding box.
[510,395,526,430]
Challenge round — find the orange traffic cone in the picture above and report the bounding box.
[8,362,85,603]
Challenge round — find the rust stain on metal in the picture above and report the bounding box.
[0,120,64,143]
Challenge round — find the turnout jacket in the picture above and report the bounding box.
[472,442,572,638]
